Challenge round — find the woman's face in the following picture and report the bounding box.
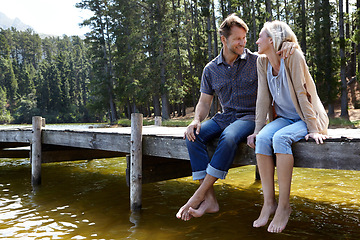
[256,30,273,54]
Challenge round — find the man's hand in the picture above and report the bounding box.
[305,132,328,144]
[276,42,298,59]
[184,119,201,142]
[247,133,257,149]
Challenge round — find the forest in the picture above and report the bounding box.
[0,0,359,124]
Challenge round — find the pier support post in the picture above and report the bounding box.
[130,113,143,211]
[154,116,162,126]
[31,116,43,187]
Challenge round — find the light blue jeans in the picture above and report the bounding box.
[255,117,308,156]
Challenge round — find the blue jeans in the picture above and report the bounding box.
[186,119,255,180]
[255,117,308,156]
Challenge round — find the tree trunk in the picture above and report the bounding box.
[251,0,257,51]
[184,0,197,109]
[265,0,272,21]
[212,0,218,57]
[172,0,186,117]
[300,0,306,54]
[153,95,161,116]
[358,0,360,75]
[339,0,349,118]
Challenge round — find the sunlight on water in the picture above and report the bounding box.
[0,157,359,239]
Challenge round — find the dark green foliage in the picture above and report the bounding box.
[1,0,359,123]
[0,28,92,123]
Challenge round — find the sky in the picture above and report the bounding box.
[0,0,93,36]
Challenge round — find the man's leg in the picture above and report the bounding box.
[186,119,222,180]
[208,119,255,179]
[177,174,218,221]
[182,119,255,219]
[177,119,222,220]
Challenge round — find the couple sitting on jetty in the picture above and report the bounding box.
[176,14,329,233]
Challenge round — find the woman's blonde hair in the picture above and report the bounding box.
[261,20,300,53]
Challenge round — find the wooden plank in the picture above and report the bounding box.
[142,135,189,160]
[293,140,360,170]
[0,129,32,143]
[42,130,131,152]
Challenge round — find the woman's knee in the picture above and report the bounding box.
[272,132,293,154]
[255,132,272,146]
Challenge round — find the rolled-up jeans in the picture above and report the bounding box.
[255,117,308,156]
[186,119,255,180]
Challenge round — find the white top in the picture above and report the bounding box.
[267,58,300,120]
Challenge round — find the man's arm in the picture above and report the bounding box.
[276,41,298,59]
[184,93,213,141]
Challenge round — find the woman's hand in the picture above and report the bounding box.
[305,132,328,144]
[247,133,257,149]
[183,120,201,142]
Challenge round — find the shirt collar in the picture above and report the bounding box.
[217,48,248,65]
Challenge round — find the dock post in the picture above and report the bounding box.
[130,113,143,211]
[31,116,43,187]
[154,116,162,126]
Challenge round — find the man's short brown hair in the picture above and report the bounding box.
[218,13,249,38]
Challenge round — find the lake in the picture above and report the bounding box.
[0,156,359,239]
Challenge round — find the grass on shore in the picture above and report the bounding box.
[329,117,360,128]
[115,118,192,127]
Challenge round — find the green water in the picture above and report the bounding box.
[0,157,359,239]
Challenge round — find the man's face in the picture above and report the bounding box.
[222,26,247,56]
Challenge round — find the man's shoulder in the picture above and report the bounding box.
[245,49,259,60]
[203,55,221,72]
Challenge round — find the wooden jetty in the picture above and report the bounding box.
[1,115,360,211]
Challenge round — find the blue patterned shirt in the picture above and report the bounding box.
[200,48,258,129]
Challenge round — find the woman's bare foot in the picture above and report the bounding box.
[188,194,219,218]
[253,202,277,228]
[267,205,292,233]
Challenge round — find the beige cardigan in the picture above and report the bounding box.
[254,50,329,135]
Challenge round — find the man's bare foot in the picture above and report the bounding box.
[188,196,219,218]
[176,194,204,221]
[253,202,277,228]
[267,205,292,233]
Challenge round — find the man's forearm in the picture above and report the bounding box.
[194,101,211,123]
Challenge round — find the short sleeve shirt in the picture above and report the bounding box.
[200,48,258,129]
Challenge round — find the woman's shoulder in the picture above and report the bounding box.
[256,54,268,68]
[286,49,306,63]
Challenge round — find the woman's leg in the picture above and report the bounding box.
[253,154,277,228]
[253,118,291,228]
[267,153,293,233]
[267,120,307,233]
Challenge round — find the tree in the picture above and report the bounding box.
[77,0,118,123]
[339,0,349,118]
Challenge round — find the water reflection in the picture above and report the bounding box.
[0,157,359,239]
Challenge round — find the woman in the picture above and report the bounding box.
[247,21,329,233]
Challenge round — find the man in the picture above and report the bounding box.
[176,14,295,221]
